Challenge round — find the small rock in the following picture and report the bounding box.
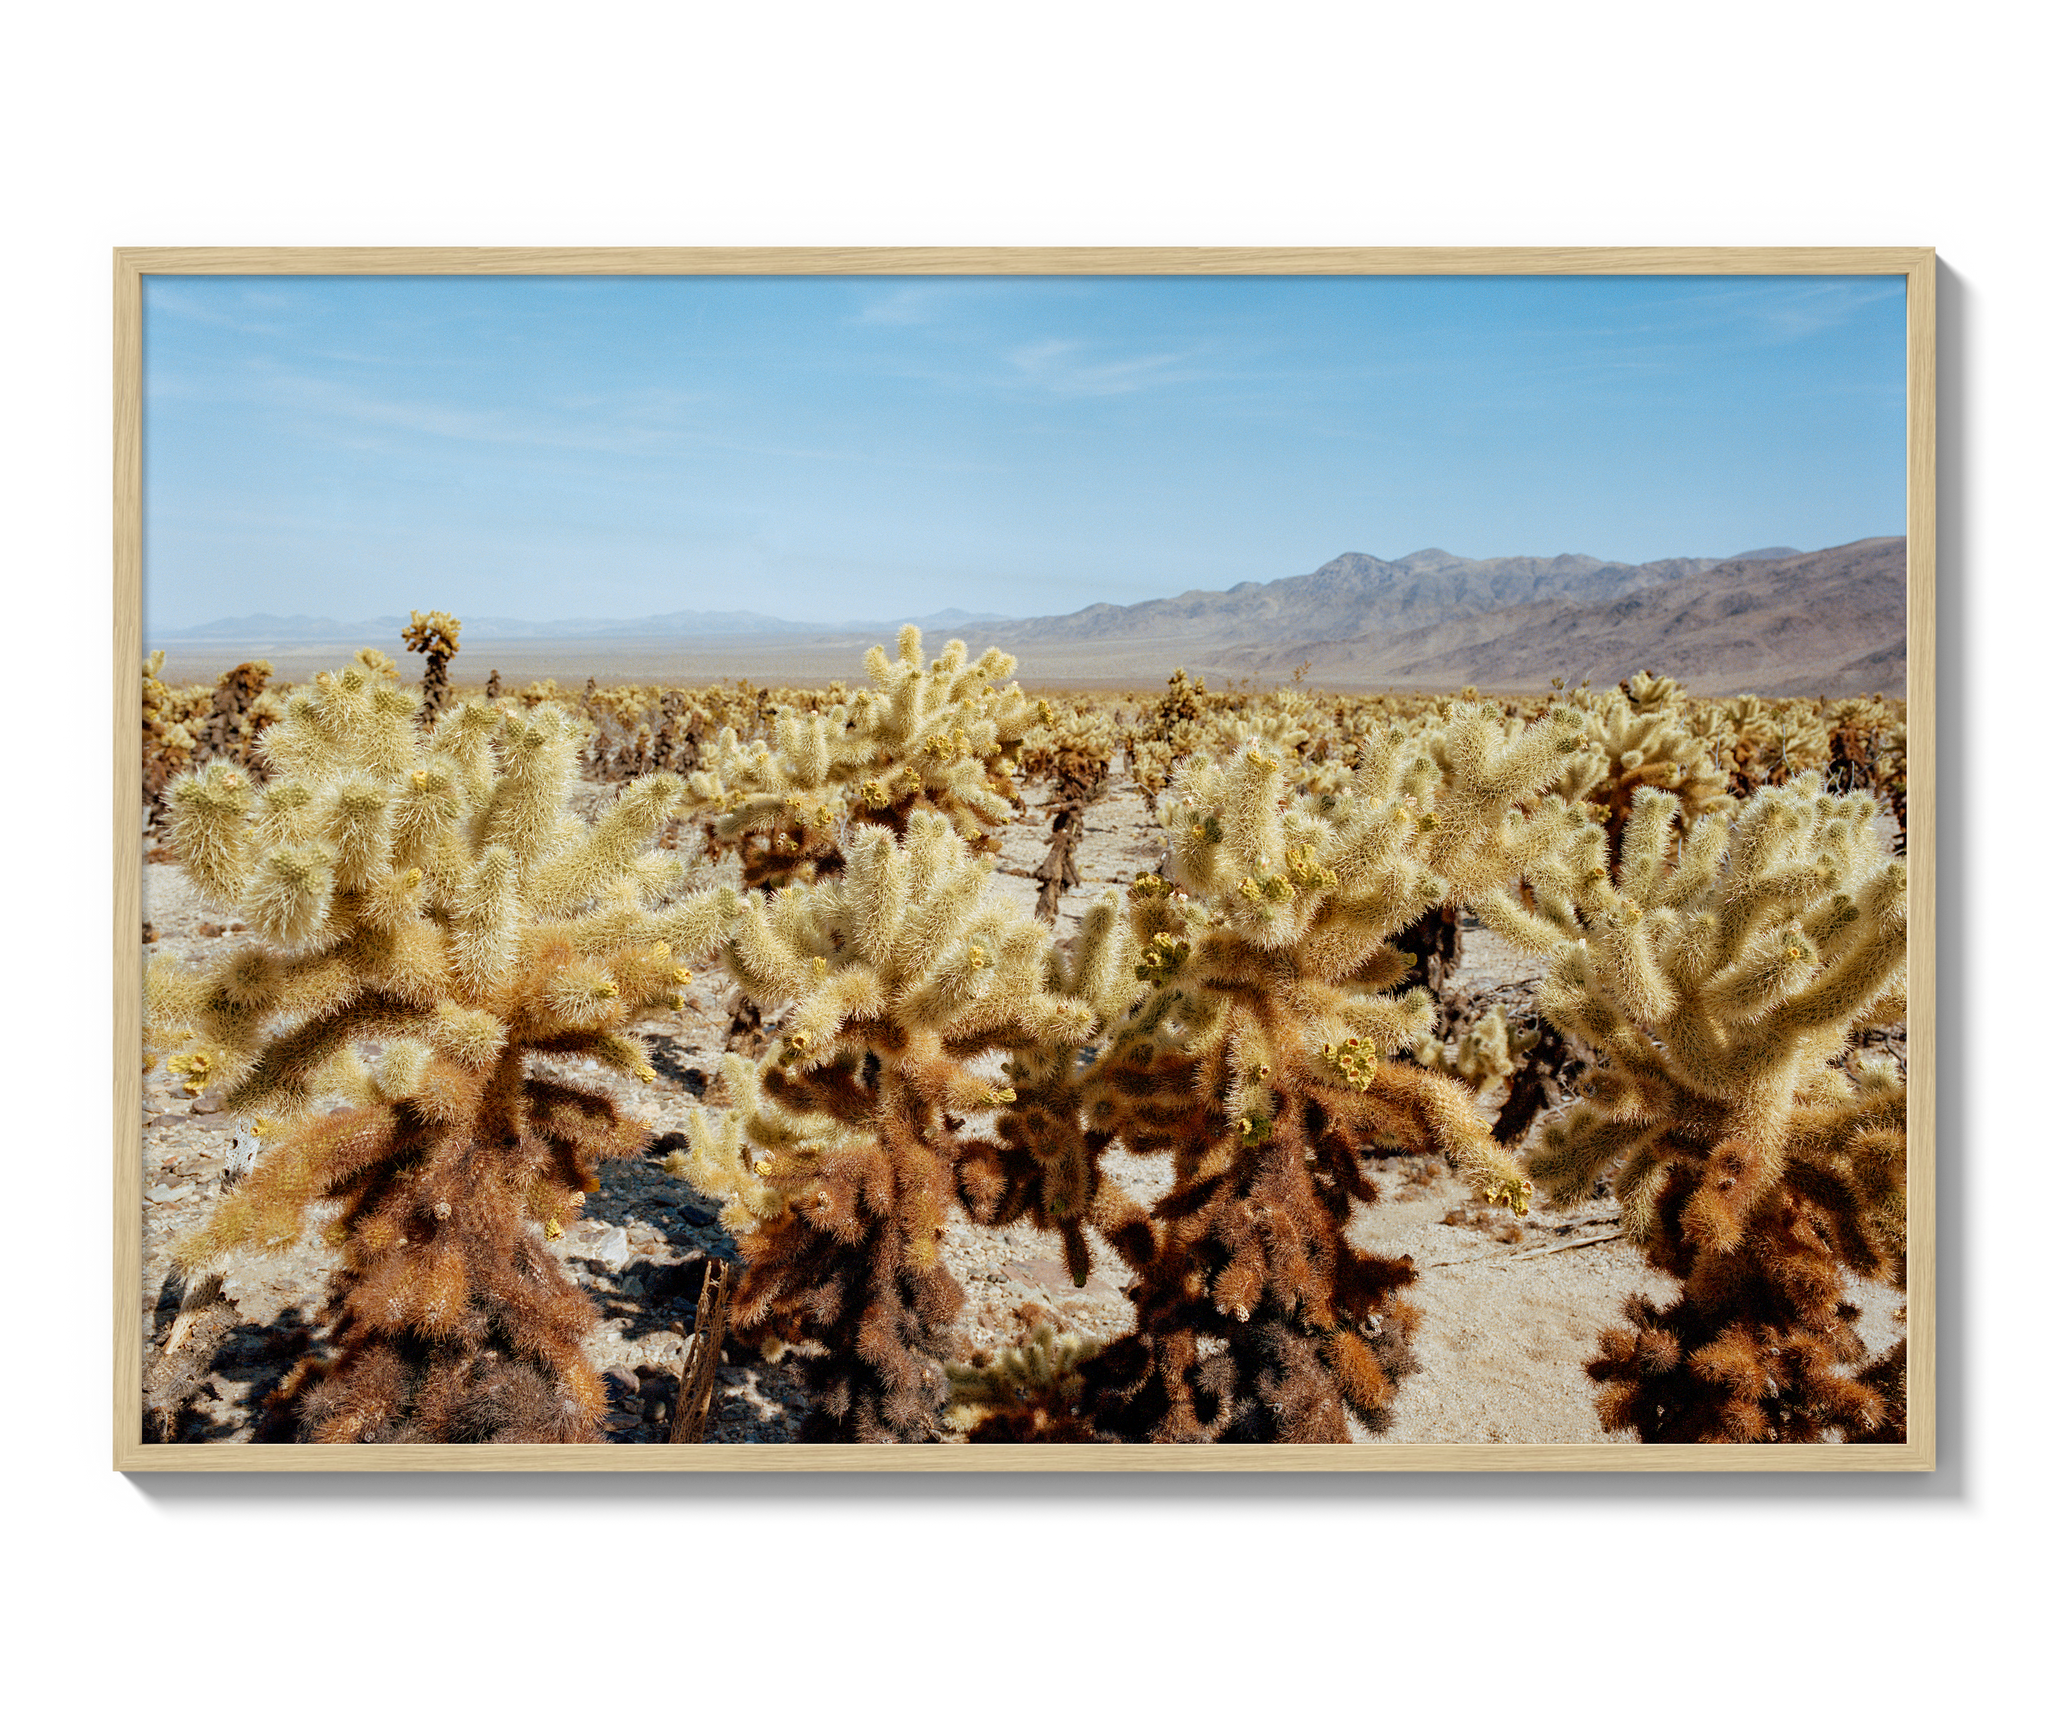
[191,1094,225,1116]
[229,922,246,933]
[604,1366,640,1397]
[141,922,157,944]
[681,1205,715,1228]
[198,922,224,938]
[587,1226,631,1272]
[145,1183,190,1204]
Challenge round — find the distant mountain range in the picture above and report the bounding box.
[147,539,1904,696]
[978,545,1808,649]
[148,605,1016,643]
[1195,539,1905,695]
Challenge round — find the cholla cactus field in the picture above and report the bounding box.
[137,632,1912,1446]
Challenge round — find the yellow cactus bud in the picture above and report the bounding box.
[168,1050,216,1095]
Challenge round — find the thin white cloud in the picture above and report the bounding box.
[145,284,294,338]
[1002,336,1202,397]
[852,283,954,326]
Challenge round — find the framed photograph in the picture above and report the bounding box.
[115,247,1934,1470]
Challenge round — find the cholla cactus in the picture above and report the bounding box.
[401,609,462,723]
[952,898,1150,1283]
[944,1325,1104,1441]
[1621,670,1682,714]
[1152,667,1207,752]
[1512,777,1908,1442]
[1074,705,1590,1441]
[1557,678,1733,872]
[194,660,280,775]
[1018,697,1115,802]
[1414,1000,1535,1101]
[149,660,736,1441]
[666,810,1095,1440]
[142,651,199,830]
[686,627,1030,892]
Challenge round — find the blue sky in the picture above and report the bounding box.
[142,273,1907,629]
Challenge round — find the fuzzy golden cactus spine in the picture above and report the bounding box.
[666,810,1094,1440]
[1074,708,1587,1442]
[151,661,737,1441]
[1515,777,1908,1442]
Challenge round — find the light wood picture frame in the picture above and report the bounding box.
[112,248,1933,1474]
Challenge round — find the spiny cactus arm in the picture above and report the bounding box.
[1422,704,1580,844]
[1781,1090,1907,1281]
[523,772,685,916]
[523,1076,650,1174]
[239,840,344,953]
[724,891,834,1005]
[1468,884,1576,956]
[665,1054,873,1233]
[424,698,501,804]
[474,708,579,869]
[1525,1104,1665,1208]
[166,764,255,905]
[443,844,519,997]
[220,991,437,1116]
[648,885,746,960]
[1747,863,1907,1044]
[1366,1059,1534,1213]
[173,1104,403,1276]
[1625,671,1682,711]
[317,774,399,892]
[1537,949,1678,1095]
[847,814,958,971]
[148,941,389,1089]
[246,775,316,851]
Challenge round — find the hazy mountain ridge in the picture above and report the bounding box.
[981,545,1813,650]
[150,607,1014,644]
[1212,538,1907,695]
